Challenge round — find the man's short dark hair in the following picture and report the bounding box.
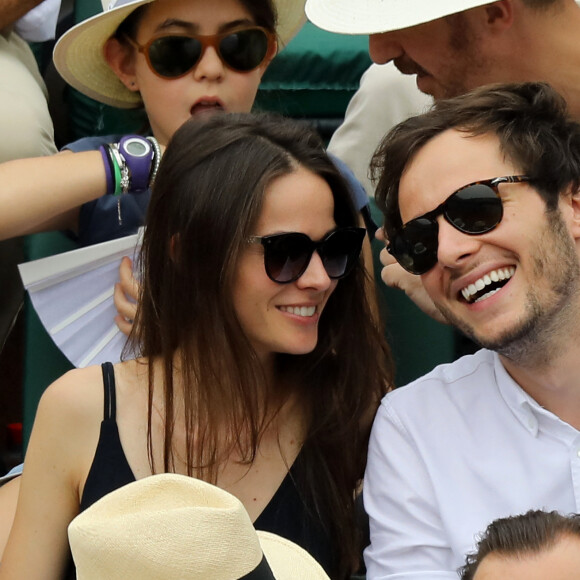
[459,510,580,579]
[372,82,580,241]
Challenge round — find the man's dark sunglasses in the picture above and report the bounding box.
[128,27,276,79]
[387,175,530,275]
[248,227,366,284]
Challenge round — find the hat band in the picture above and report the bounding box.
[239,556,276,580]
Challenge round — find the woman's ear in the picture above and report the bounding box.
[104,37,141,92]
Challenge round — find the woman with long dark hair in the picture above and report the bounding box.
[1,112,392,579]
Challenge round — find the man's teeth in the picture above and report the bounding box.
[461,267,515,303]
[280,306,316,317]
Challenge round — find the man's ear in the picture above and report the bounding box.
[483,0,514,30]
[104,37,140,92]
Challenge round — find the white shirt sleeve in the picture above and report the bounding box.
[363,398,459,580]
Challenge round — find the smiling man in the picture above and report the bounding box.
[305,0,580,109]
[362,81,580,579]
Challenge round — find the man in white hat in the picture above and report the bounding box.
[306,0,580,107]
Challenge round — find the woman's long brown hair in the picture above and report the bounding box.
[127,112,393,578]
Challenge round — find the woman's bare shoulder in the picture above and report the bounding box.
[35,365,106,429]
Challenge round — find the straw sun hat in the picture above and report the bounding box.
[68,473,330,580]
[53,0,306,109]
[305,0,495,35]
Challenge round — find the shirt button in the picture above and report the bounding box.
[577,449,580,458]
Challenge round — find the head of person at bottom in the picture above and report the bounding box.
[459,509,580,580]
[373,81,580,364]
[127,111,393,578]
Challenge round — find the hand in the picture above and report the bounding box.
[376,227,448,324]
[114,256,140,336]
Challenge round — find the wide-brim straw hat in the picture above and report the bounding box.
[68,473,330,580]
[305,0,495,35]
[54,0,307,109]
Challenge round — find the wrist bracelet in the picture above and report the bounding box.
[101,136,159,196]
[118,135,155,193]
[108,144,126,196]
[99,145,115,195]
[147,137,161,188]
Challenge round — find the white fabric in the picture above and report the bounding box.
[14,0,61,42]
[18,230,143,368]
[364,348,580,579]
[328,63,431,197]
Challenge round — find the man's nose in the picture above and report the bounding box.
[436,218,483,269]
[369,32,404,64]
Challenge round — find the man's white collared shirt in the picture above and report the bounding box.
[364,348,580,579]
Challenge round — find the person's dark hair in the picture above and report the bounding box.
[372,82,580,241]
[127,111,393,578]
[459,510,580,579]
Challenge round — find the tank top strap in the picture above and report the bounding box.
[100,362,117,421]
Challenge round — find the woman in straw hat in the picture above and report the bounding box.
[0,0,306,245]
[0,112,392,579]
[0,0,372,330]
[0,0,368,265]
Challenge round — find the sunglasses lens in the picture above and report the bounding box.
[319,229,365,279]
[264,234,312,283]
[446,184,503,233]
[390,218,439,275]
[219,29,269,71]
[148,37,202,78]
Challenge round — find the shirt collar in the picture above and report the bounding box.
[493,352,578,440]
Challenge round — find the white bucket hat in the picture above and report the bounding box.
[54,0,306,109]
[305,0,495,35]
[68,474,330,580]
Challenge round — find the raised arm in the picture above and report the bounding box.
[0,150,108,240]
